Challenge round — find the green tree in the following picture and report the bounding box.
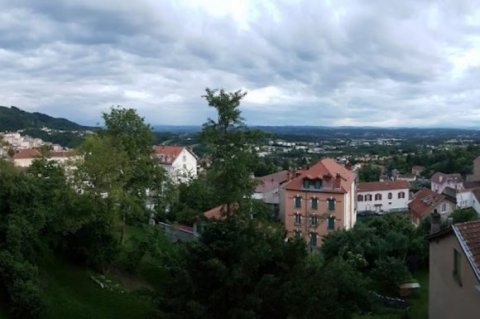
[358,164,381,182]
[322,214,425,295]
[160,211,307,319]
[0,161,45,317]
[200,89,262,214]
[450,207,479,224]
[76,107,168,245]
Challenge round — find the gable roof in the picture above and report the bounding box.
[202,204,239,220]
[283,158,355,193]
[409,188,445,219]
[12,148,41,159]
[453,220,480,282]
[255,170,289,193]
[358,180,409,193]
[431,172,463,184]
[152,145,196,165]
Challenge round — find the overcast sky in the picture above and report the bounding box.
[2,0,480,127]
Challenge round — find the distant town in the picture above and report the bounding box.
[2,105,480,319]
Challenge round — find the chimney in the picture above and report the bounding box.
[430,209,441,234]
[335,173,341,188]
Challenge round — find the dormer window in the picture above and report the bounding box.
[302,178,322,189]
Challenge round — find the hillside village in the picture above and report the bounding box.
[2,103,480,319]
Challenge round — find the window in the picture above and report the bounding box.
[311,215,318,227]
[328,199,335,211]
[294,196,301,208]
[294,230,302,239]
[398,192,405,199]
[442,203,447,212]
[453,249,462,286]
[303,179,310,189]
[182,155,186,162]
[327,216,335,230]
[303,178,322,189]
[309,232,317,246]
[357,194,364,202]
[388,192,392,199]
[365,194,372,201]
[375,193,382,201]
[311,197,318,209]
[294,213,301,225]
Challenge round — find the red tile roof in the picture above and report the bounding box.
[283,158,355,193]
[12,148,41,159]
[358,180,409,192]
[409,188,445,219]
[453,220,480,281]
[152,145,184,164]
[202,204,239,220]
[255,170,289,193]
[431,172,463,184]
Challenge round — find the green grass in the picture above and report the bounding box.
[408,270,428,319]
[355,270,429,319]
[38,255,155,319]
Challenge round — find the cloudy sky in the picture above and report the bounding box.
[2,0,480,127]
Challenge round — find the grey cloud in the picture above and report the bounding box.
[1,0,480,126]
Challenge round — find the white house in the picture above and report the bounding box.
[11,148,41,167]
[11,148,79,168]
[431,172,464,194]
[456,187,480,214]
[357,180,409,213]
[152,145,197,183]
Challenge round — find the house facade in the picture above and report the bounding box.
[12,148,41,167]
[279,158,356,248]
[11,148,78,168]
[357,180,409,213]
[428,220,480,319]
[253,170,291,219]
[431,172,464,194]
[409,188,455,226]
[152,145,197,183]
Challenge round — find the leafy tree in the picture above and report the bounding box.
[76,107,167,244]
[322,214,425,296]
[169,174,215,225]
[450,207,479,224]
[287,256,371,319]
[200,89,262,213]
[160,210,301,318]
[0,161,45,317]
[358,164,381,182]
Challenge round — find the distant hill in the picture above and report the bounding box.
[0,106,90,131]
[153,125,201,133]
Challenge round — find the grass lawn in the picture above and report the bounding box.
[38,255,155,319]
[0,225,176,318]
[408,270,428,319]
[355,270,429,319]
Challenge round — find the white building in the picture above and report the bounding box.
[456,185,480,214]
[11,148,79,168]
[357,180,409,213]
[431,172,464,194]
[152,145,197,183]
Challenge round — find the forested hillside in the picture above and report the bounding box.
[0,106,89,131]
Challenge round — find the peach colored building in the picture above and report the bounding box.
[279,159,356,248]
